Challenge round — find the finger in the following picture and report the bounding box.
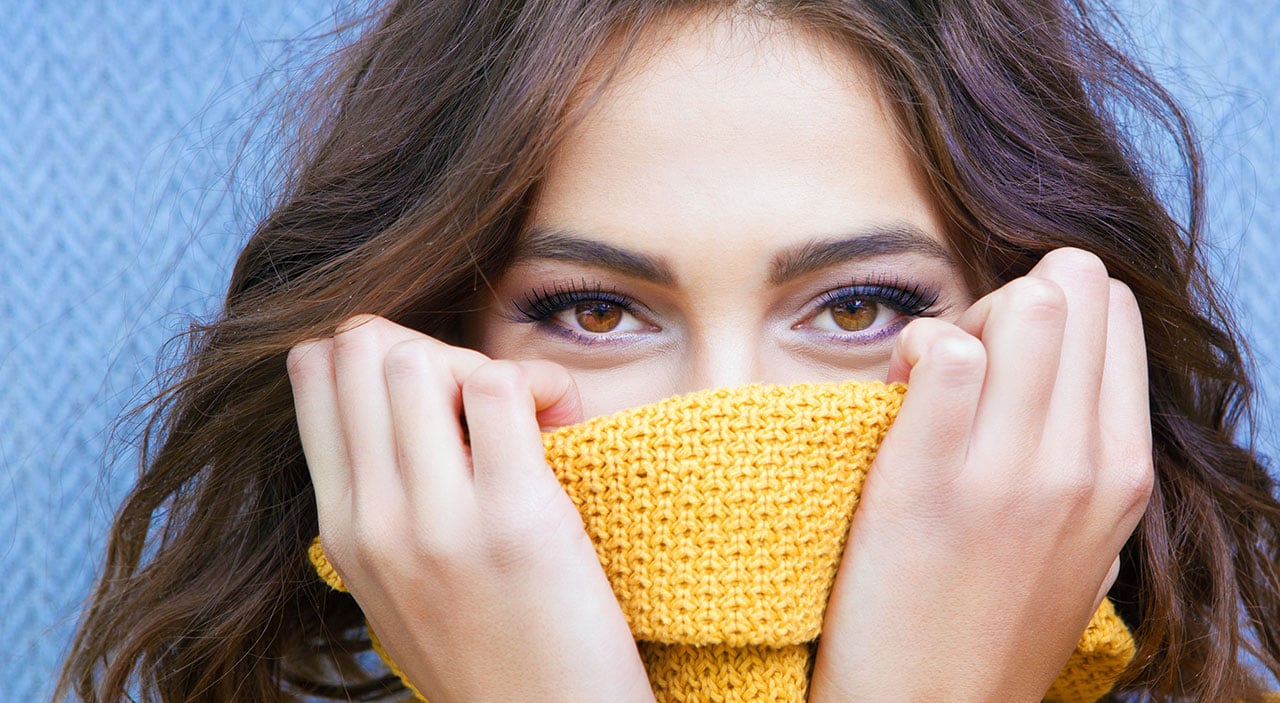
[880,318,987,488]
[462,360,581,499]
[955,276,1068,459]
[1097,280,1154,513]
[384,338,489,513]
[519,359,584,429]
[287,338,350,518]
[1097,280,1150,450]
[1030,248,1111,427]
[332,315,421,507]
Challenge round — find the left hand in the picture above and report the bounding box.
[808,248,1154,701]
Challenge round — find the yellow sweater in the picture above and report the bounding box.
[310,380,1134,702]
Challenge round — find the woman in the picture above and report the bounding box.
[59,0,1280,701]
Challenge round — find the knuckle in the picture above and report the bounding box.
[1044,247,1109,280]
[383,338,438,381]
[1004,277,1067,320]
[464,359,527,400]
[1112,452,1155,514]
[896,317,937,351]
[286,340,330,380]
[348,510,469,577]
[893,317,926,358]
[348,516,397,564]
[334,313,382,336]
[410,529,473,571]
[337,530,395,582]
[925,330,986,376]
[1033,448,1098,506]
[332,315,383,357]
[1050,466,1097,506]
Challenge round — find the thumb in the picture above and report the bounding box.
[517,359,584,430]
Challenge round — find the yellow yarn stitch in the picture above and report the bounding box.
[309,380,1134,702]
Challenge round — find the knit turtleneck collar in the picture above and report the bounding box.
[311,380,1133,702]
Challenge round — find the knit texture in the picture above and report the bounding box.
[309,380,1134,702]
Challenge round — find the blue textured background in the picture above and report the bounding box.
[1,1,1276,700]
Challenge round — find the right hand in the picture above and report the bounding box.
[287,315,655,703]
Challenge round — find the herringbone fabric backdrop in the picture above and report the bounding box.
[1,1,1276,700]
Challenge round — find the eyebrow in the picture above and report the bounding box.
[515,228,677,285]
[767,225,955,284]
[514,224,955,286]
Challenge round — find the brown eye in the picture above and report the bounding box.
[574,301,623,333]
[830,299,879,331]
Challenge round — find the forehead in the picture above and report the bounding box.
[525,10,949,277]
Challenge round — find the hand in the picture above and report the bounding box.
[288,316,654,703]
[809,248,1154,701]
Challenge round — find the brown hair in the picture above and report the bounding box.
[59,0,1280,700]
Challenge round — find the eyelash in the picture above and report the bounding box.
[509,276,942,340]
[512,280,641,323]
[812,277,940,320]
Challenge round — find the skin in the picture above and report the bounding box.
[288,10,1153,702]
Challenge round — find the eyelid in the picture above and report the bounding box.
[507,275,943,347]
[512,280,640,319]
[808,278,940,317]
[508,280,657,341]
[796,278,943,340]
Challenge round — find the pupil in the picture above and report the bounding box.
[831,300,877,331]
[575,302,622,333]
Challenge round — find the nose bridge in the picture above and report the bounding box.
[681,323,760,393]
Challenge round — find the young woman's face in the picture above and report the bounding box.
[475,13,975,419]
